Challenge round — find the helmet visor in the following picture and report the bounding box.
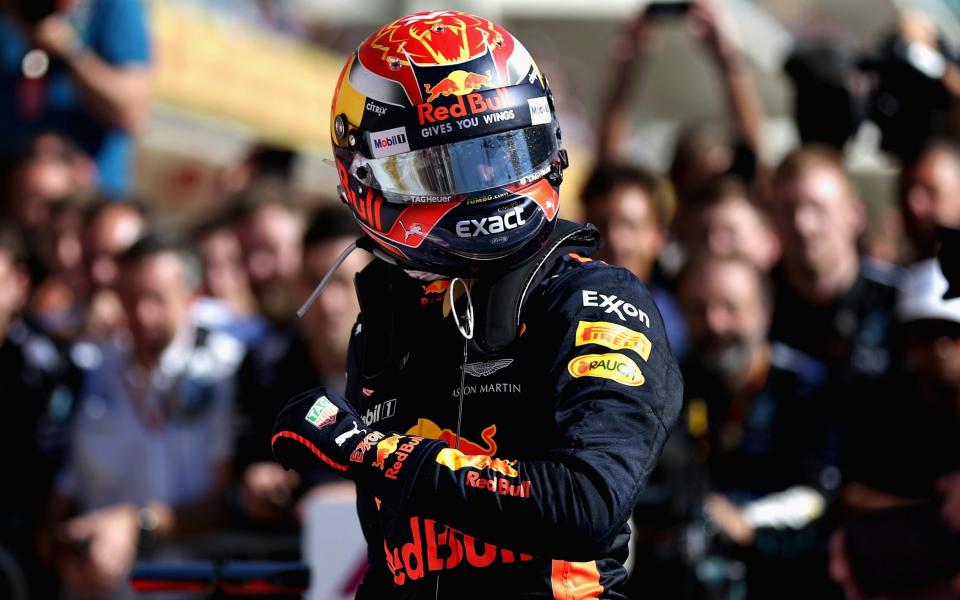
[358,123,559,201]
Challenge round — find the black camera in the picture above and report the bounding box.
[15,0,59,24]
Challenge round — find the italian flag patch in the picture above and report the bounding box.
[305,395,338,429]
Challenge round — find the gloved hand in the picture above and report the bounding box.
[271,387,442,498]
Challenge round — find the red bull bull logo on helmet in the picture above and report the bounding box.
[423,69,491,101]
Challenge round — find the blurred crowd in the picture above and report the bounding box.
[1,1,959,599]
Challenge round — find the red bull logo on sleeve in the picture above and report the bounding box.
[379,436,425,480]
[423,69,491,101]
[434,448,519,478]
[373,434,402,469]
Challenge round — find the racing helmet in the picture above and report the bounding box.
[330,10,567,276]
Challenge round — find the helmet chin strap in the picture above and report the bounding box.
[296,240,362,318]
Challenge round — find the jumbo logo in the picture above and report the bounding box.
[567,353,645,387]
[406,418,497,456]
[418,87,512,125]
[455,205,526,238]
[435,448,519,478]
[575,321,652,361]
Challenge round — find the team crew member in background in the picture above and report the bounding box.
[270,11,682,599]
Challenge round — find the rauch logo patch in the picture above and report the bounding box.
[567,353,645,387]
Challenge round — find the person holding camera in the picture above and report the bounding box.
[597,0,767,217]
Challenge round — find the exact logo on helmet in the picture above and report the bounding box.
[456,206,526,238]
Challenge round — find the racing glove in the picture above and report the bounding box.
[271,387,445,506]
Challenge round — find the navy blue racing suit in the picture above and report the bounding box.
[341,223,683,598]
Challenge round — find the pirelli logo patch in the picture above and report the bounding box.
[568,353,645,387]
[575,321,652,360]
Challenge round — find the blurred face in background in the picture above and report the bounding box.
[84,205,145,292]
[694,195,780,272]
[588,184,664,283]
[904,320,960,393]
[240,204,303,320]
[774,164,863,277]
[195,226,250,307]
[118,252,195,358]
[0,250,28,332]
[299,237,368,370]
[680,257,770,379]
[6,133,92,239]
[900,148,960,260]
[9,155,74,237]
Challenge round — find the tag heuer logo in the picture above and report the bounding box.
[463,359,513,377]
[305,395,338,429]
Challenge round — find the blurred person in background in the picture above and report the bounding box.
[898,139,960,264]
[233,182,305,326]
[0,225,78,598]
[770,144,899,383]
[79,199,146,340]
[832,259,960,599]
[214,143,297,201]
[3,132,93,249]
[233,204,366,528]
[580,164,687,359]
[597,0,767,242]
[672,254,837,599]
[46,233,242,599]
[2,132,93,338]
[0,0,151,198]
[191,213,266,347]
[685,176,780,272]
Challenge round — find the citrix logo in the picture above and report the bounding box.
[455,206,526,238]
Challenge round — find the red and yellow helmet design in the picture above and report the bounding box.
[330,10,566,276]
